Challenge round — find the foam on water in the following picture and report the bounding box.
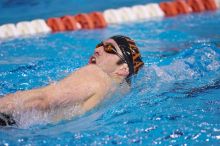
[12,103,83,128]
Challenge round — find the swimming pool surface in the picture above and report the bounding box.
[0,0,220,145]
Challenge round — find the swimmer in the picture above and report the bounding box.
[0,35,144,126]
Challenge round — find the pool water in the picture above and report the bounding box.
[1,0,220,145]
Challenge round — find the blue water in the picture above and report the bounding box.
[1,0,220,145]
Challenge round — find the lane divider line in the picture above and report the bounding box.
[0,0,219,40]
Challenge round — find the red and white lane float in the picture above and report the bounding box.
[74,13,94,29]
[174,0,192,14]
[145,3,165,18]
[131,5,151,20]
[103,9,123,24]
[61,16,81,31]
[188,0,205,12]
[215,0,220,8]
[0,0,220,41]
[30,19,51,34]
[0,24,20,39]
[47,17,66,32]
[117,7,137,22]
[202,0,217,10]
[16,21,36,36]
[159,2,179,16]
[103,3,164,24]
[89,12,107,28]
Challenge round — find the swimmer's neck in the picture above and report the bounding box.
[109,74,124,85]
[90,64,125,85]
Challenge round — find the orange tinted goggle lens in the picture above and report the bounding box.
[104,44,117,54]
[96,42,117,54]
[96,42,127,64]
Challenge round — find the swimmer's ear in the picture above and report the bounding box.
[115,64,129,77]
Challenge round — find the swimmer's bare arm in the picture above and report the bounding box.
[0,65,103,114]
[0,88,49,113]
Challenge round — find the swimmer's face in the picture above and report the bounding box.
[89,39,128,75]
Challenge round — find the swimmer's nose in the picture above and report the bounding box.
[95,46,104,56]
[95,51,100,56]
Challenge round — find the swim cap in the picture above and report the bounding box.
[110,35,144,78]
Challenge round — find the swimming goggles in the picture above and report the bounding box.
[96,42,127,64]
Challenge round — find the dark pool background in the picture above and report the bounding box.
[1,0,220,145]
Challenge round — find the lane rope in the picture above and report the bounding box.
[0,0,219,40]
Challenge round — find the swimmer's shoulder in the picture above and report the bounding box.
[79,64,112,92]
[66,64,112,92]
[78,64,103,73]
[75,64,109,79]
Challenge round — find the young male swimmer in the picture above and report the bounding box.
[0,35,144,126]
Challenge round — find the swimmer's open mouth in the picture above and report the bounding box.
[89,56,96,64]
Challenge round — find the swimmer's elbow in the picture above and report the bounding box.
[21,88,50,111]
[40,90,53,110]
[25,96,50,111]
[38,98,50,110]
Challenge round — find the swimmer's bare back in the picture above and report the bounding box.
[0,64,112,116]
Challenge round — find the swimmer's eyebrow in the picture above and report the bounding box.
[102,41,113,46]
